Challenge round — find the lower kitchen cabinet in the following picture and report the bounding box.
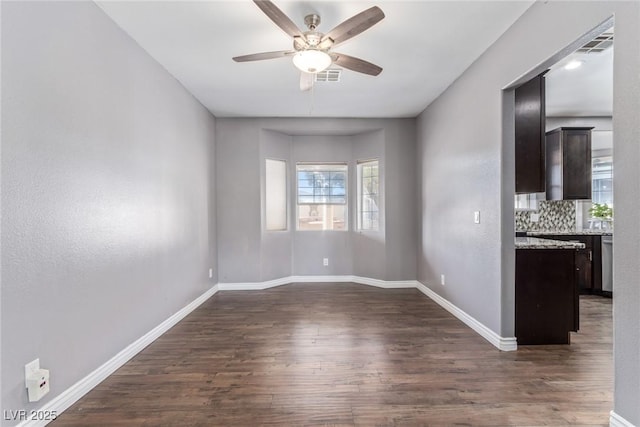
[529,234,602,293]
[516,248,579,344]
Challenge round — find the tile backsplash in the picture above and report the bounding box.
[515,200,576,232]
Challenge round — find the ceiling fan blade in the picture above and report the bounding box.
[300,72,314,91]
[321,6,385,47]
[254,0,304,39]
[233,50,294,62]
[332,53,382,76]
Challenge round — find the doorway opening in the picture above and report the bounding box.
[510,18,614,347]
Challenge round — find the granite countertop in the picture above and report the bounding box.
[516,236,586,249]
[524,230,613,236]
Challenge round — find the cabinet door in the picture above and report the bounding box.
[563,129,592,199]
[516,249,576,344]
[545,131,562,200]
[575,249,592,292]
[591,235,602,292]
[530,234,594,294]
[515,73,546,194]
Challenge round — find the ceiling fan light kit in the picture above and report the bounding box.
[292,50,332,74]
[233,0,385,90]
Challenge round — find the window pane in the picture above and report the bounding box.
[592,157,613,207]
[297,164,347,205]
[266,159,287,231]
[297,204,346,231]
[298,195,315,204]
[296,163,348,230]
[357,160,380,231]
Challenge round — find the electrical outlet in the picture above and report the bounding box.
[209,268,213,279]
[25,358,49,402]
[474,211,481,224]
[441,274,445,286]
[323,258,329,267]
[530,213,540,223]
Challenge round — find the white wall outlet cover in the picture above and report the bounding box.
[323,258,329,266]
[26,369,50,402]
[531,213,540,222]
[25,359,50,402]
[441,274,446,285]
[209,268,213,278]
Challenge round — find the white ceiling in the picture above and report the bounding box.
[545,46,613,117]
[97,1,535,118]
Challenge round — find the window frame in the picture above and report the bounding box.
[295,162,348,231]
[357,159,380,231]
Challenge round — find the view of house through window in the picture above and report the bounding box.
[296,163,347,231]
[357,160,380,230]
[592,156,613,207]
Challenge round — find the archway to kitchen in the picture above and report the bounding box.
[503,17,614,349]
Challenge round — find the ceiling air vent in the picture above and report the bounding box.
[315,69,341,82]
[576,32,614,53]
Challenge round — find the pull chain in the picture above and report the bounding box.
[308,77,315,115]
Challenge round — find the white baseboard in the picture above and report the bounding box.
[218,276,293,290]
[18,285,219,427]
[611,410,636,427]
[352,276,420,289]
[219,275,418,291]
[415,282,517,351]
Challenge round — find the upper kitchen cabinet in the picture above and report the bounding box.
[546,127,593,200]
[515,73,547,194]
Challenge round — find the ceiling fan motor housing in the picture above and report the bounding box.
[304,14,321,30]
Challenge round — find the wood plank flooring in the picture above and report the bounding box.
[51,283,612,426]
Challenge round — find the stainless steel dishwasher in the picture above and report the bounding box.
[601,235,613,294]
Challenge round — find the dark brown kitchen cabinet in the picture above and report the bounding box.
[545,127,593,200]
[515,73,547,194]
[529,234,602,294]
[516,248,578,344]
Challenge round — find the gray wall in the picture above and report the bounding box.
[216,118,416,283]
[1,2,217,423]
[609,3,640,424]
[383,122,417,281]
[416,1,639,424]
[215,120,261,282]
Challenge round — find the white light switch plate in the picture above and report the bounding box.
[474,211,481,224]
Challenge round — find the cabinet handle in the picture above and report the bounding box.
[589,250,592,261]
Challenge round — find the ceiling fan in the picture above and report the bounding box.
[233,0,385,91]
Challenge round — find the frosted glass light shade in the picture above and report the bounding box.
[292,50,332,74]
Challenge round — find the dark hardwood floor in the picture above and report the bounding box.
[52,284,612,426]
